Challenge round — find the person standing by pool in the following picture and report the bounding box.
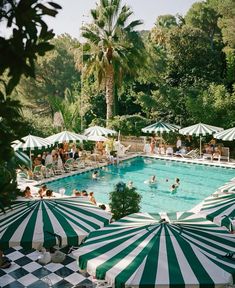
[150,134,156,154]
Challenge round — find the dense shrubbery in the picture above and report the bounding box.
[109,182,142,220]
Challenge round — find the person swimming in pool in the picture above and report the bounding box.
[144,175,158,188]
[171,184,178,194]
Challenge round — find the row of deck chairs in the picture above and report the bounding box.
[31,157,100,180]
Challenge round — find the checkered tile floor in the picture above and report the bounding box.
[0,246,95,287]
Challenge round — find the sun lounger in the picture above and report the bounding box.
[175,149,199,159]
[64,158,75,172]
[33,165,43,180]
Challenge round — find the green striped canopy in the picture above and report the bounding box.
[214,127,235,141]
[142,121,180,134]
[74,212,235,288]
[179,123,223,136]
[84,125,117,137]
[200,193,235,231]
[46,130,86,144]
[0,197,111,250]
[15,151,31,168]
[217,182,235,194]
[12,134,51,151]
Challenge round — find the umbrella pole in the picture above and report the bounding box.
[200,136,202,157]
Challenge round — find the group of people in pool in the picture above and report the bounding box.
[144,175,180,194]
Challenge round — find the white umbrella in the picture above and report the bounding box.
[46,130,86,145]
[84,125,117,137]
[87,135,108,142]
[214,127,235,141]
[179,123,224,156]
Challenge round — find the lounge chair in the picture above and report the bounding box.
[33,165,43,180]
[45,163,54,178]
[64,158,75,172]
[175,149,199,159]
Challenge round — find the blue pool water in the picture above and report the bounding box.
[46,157,235,213]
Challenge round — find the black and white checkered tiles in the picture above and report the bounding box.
[0,246,94,288]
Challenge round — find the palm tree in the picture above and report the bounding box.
[81,0,145,123]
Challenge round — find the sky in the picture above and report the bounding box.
[45,0,199,39]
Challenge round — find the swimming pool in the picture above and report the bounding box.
[46,157,235,213]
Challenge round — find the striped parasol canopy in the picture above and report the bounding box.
[142,121,180,134]
[179,123,223,136]
[0,197,111,250]
[84,125,117,137]
[199,193,235,231]
[217,181,235,194]
[74,212,235,287]
[179,123,223,156]
[15,151,31,168]
[12,134,51,151]
[87,135,108,142]
[214,127,235,141]
[46,130,86,145]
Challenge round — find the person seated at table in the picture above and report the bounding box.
[166,145,174,156]
[96,141,104,155]
[212,145,222,161]
[158,144,166,155]
[89,192,97,205]
[23,186,32,198]
[204,144,213,154]
[209,137,217,152]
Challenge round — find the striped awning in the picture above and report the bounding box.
[74,212,235,287]
[214,127,235,141]
[46,130,86,144]
[217,182,235,194]
[200,193,235,231]
[142,121,180,134]
[15,151,31,167]
[84,126,117,137]
[12,134,51,151]
[179,123,223,136]
[0,197,111,250]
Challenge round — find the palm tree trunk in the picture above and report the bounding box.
[105,64,114,123]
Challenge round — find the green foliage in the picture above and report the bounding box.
[0,0,61,95]
[109,182,141,220]
[0,0,60,208]
[110,115,150,136]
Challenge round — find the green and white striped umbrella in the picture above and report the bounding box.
[179,123,223,156]
[15,151,31,168]
[12,134,51,151]
[84,126,117,137]
[74,212,235,287]
[46,130,86,145]
[179,123,223,136]
[217,181,235,194]
[200,193,235,231]
[142,121,180,134]
[214,127,235,141]
[0,197,111,250]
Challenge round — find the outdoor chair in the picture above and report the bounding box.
[73,158,86,169]
[45,163,54,178]
[175,149,199,159]
[33,165,43,180]
[64,158,75,172]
